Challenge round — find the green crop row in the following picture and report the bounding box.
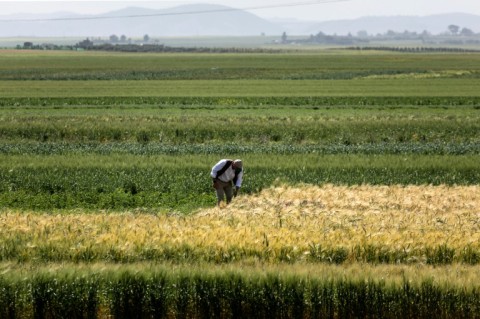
[1,264,479,319]
[1,96,480,107]
[3,67,480,81]
[1,115,478,145]
[0,154,478,210]
[2,142,479,156]
[2,79,479,98]
[0,235,479,265]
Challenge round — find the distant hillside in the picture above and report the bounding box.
[294,13,480,36]
[0,4,283,37]
[1,5,479,38]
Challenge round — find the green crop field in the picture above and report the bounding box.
[0,49,479,318]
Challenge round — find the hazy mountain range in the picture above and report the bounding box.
[0,4,479,37]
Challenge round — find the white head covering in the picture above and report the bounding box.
[233,159,243,168]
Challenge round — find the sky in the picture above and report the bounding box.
[0,0,479,21]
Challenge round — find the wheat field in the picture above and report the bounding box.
[1,184,479,264]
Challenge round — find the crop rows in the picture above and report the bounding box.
[1,154,479,210]
[1,50,480,317]
[2,96,480,107]
[1,263,479,319]
[1,185,479,265]
[3,67,480,80]
[1,183,480,317]
[2,141,480,155]
[2,78,480,98]
[2,51,480,81]
[1,114,478,146]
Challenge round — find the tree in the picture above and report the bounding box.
[448,24,460,35]
[143,34,150,43]
[386,30,397,37]
[120,35,127,42]
[460,27,474,36]
[109,34,119,43]
[357,30,368,38]
[76,38,93,49]
[281,32,287,43]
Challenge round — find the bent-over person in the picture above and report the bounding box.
[210,159,243,206]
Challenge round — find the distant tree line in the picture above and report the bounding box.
[279,24,480,46]
[346,46,480,53]
[17,39,281,54]
[76,43,281,53]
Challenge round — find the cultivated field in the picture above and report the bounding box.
[2,184,480,264]
[0,49,479,318]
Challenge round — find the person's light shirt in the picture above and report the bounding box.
[210,159,243,187]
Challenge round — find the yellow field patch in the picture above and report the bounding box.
[361,70,474,79]
[197,184,480,254]
[1,184,479,263]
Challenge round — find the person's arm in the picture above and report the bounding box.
[233,170,243,196]
[234,170,243,187]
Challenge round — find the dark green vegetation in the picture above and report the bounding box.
[1,264,480,319]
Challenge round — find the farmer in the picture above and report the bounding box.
[210,159,244,206]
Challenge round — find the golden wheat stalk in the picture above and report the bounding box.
[1,184,479,262]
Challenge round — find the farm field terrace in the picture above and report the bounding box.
[0,49,480,317]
